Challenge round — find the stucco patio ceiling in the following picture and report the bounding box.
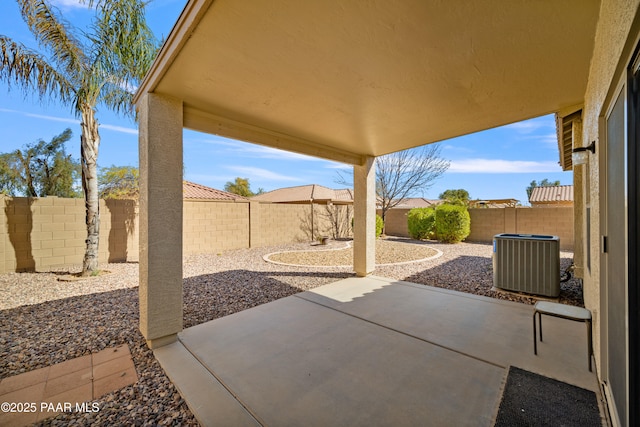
[135,0,600,165]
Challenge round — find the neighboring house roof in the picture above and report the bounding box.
[529,185,574,204]
[183,181,248,201]
[469,199,520,208]
[334,188,355,202]
[388,198,442,209]
[251,184,353,204]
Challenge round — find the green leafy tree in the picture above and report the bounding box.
[0,128,80,197]
[526,179,561,199]
[224,177,259,197]
[99,165,138,199]
[0,153,24,196]
[0,0,158,275]
[439,189,470,206]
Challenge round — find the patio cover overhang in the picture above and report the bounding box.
[134,0,600,347]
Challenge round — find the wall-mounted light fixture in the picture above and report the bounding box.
[572,141,596,166]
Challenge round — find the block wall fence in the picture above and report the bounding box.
[381,207,574,250]
[0,196,352,273]
[1,195,573,273]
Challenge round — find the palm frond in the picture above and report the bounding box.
[99,82,134,115]
[16,0,86,78]
[0,35,75,103]
[86,0,158,116]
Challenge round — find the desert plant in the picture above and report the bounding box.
[407,207,436,240]
[435,204,470,243]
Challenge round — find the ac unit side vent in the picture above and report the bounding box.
[493,234,560,297]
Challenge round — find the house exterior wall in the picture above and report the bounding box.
[581,0,640,388]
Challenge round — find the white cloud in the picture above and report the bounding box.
[235,145,320,161]
[441,144,475,154]
[0,108,80,125]
[448,158,561,173]
[0,108,137,135]
[187,136,325,161]
[503,116,554,134]
[100,124,137,135]
[50,0,89,9]
[324,163,352,170]
[227,166,303,182]
[185,173,231,183]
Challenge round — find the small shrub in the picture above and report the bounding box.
[352,214,385,238]
[376,214,384,238]
[407,208,436,240]
[435,204,470,243]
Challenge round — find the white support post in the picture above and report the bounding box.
[353,156,376,276]
[138,93,183,349]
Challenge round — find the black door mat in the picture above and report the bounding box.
[494,366,602,427]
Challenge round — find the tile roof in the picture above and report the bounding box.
[470,199,520,208]
[183,181,249,200]
[389,198,442,209]
[529,185,574,203]
[251,184,353,203]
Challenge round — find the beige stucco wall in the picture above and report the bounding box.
[580,0,640,381]
[382,207,574,250]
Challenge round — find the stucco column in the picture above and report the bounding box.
[572,118,585,278]
[353,156,376,276]
[138,93,183,349]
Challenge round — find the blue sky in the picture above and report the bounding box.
[0,0,572,204]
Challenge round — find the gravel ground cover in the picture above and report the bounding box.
[0,238,583,425]
[265,239,440,266]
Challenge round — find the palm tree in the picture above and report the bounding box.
[0,0,158,275]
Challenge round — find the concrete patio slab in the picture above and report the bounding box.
[156,277,600,426]
[154,341,260,427]
[300,276,598,390]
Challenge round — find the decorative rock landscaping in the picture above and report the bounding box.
[0,238,583,425]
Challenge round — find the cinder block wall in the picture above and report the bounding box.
[514,207,574,249]
[0,196,573,273]
[382,206,574,250]
[466,207,574,250]
[255,203,313,246]
[1,195,139,272]
[378,209,410,237]
[183,200,249,255]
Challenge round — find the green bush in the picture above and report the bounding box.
[352,214,385,238]
[376,214,384,238]
[407,208,436,240]
[435,204,470,243]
